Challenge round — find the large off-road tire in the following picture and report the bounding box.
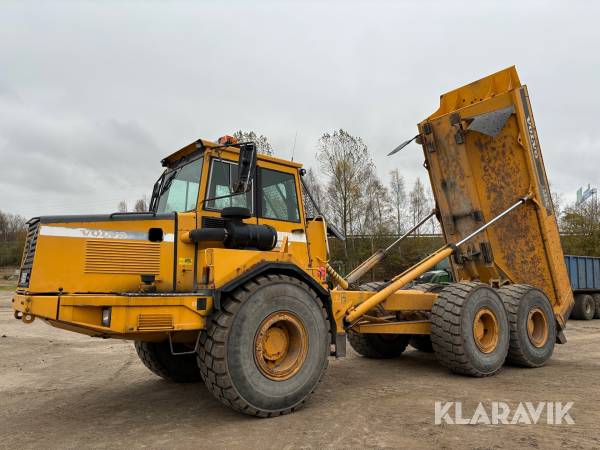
[408,283,445,353]
[134,340,202,383]
[346,282,410,358]
[431,282,509,377]
[498,284,556,368]
[593,294,600,319]
[409,335,434,353]
[197,274,330,417]
[571,293,595,320]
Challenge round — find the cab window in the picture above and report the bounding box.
[156,157,202,213]
[205,159,253,211]
[259,168,300,222]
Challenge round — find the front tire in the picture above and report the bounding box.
[198,274,330,417]
[134,340,202,383]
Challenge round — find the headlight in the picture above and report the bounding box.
[101,307,112,327]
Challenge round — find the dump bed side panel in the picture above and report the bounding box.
[419,67,573,326]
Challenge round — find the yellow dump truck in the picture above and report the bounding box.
[13,67,573,417]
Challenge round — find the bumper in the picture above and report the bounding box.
[12,292,212,338]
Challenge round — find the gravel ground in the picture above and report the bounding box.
[1,291,599,449]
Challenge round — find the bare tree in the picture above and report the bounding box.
[389,169,407,234]
[425,187,439,234]
[360,168,391,235]
[302,167,325,214]
[551,190,563,227]
[316,130,372,253]
[134,196,148,212]
[233,130,273,155]
[409,178,429,234]
[117,201,128,212]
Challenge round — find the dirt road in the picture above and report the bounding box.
[1,291,599,449]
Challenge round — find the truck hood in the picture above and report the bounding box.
[18,213,177,294]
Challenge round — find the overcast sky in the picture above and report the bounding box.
[1,0,598,218]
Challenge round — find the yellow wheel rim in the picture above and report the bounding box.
[473,307,499,353]
[254,311,308,381]
[527,306,549,348]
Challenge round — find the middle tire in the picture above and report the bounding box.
[407,283,445,353]
[346,282,410,358]
[198,274,330,417]
[431,282,509,377]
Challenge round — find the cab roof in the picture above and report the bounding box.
[161,138,303,169]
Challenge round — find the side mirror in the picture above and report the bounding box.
[232,142,257,194]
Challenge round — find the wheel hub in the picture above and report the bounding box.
[254,311,308,381]
[527,306,549,348]
[473,307,499,353]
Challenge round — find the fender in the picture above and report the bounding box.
[215,261,343,356]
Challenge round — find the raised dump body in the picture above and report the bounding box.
[418,66,573,329]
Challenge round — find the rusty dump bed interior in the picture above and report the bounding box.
[419,66,573,326]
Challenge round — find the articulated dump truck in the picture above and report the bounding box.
[13,67,573,417]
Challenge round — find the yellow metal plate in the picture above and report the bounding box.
[354,320,430,335]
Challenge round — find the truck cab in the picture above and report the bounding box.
[13,138,330,339]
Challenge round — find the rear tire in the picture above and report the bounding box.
[431,282,509,377]
[498,284,556,368]
[572,294,595,320]
[198,274,330,417]
[593,294,600,319]
[346,282,410,358]
[134,340,202,383]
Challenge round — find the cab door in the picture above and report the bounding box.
[255,163,310,269]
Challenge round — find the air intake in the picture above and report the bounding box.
[85,240,160,274]
[138,314,174,331]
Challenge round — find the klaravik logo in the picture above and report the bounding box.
[434,401,574,425]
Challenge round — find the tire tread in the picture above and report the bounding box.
[430,282,505,377]
[197,274,330,417]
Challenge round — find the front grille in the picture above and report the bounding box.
[18,219,40,287]
[138,314,174,331]
[85,240,161,274]
[201,216,225,228]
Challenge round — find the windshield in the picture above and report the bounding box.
[155,157,203,213]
